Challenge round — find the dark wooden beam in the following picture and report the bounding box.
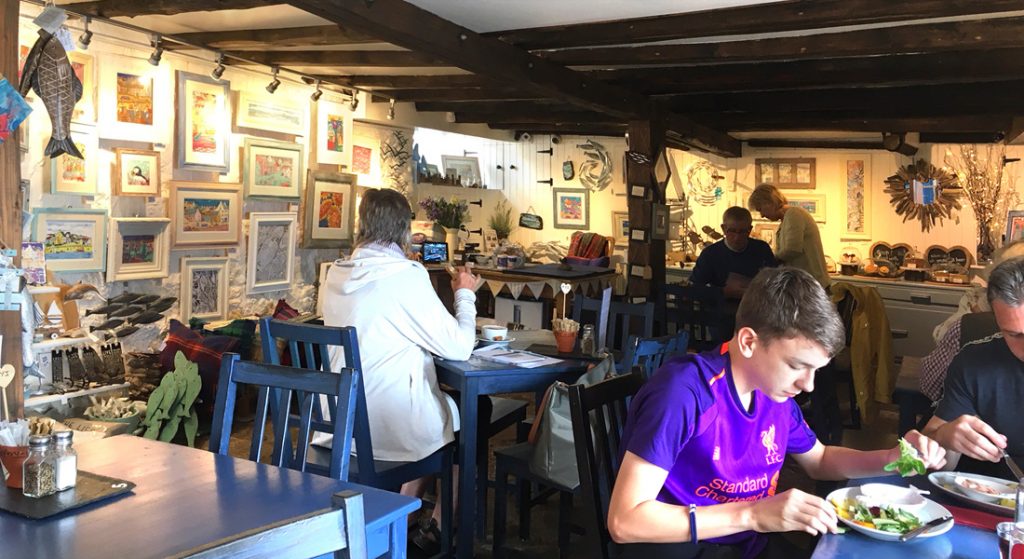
[547,17,1024,66]
[746,139,888,150]
[285,0,740,157]
[626,119,666,299]
[388,88,544,102]
[707,114,1012,133]
[59,0,267,18]
[488,123,628,136]
[309,74,496,89]
[494,0,1024,49]
[165,25,375,50]
[921,132,1006,143]
[242,50,448,67]
[1,0,24,419]
[1003,118,1024,145]
[416,100,577,113]
[453,111,616,125]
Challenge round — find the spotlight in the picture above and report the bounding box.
[78,17,93,50]
[148,36,163,66]
[387,98,396,120]
[349,95,359,111]
[310,80,323,102]
[210,53,226,80]
[265,67,280,94]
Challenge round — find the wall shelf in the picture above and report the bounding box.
[25,383,130,408]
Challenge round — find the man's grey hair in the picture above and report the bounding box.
[987,256,1024,307]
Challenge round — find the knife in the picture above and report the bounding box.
[1005,452,1024,482]
[899,516,952,542]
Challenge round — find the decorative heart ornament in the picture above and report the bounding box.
[560,283,572,295]
[0,364,13,389]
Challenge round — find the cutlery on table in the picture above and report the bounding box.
[1004,452,1024,482]
[899,516,952,542]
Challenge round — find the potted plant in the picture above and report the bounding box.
[419,197,469,256]
[489,200,514,241]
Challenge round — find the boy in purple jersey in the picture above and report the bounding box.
[608,267,947,559]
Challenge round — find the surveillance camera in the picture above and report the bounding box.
[551,135,561,145]
[514,131,532,142]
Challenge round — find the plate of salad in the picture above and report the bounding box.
[928,471,1017,517]
[827,486,954,542]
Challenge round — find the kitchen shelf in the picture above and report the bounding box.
[25,383,130,408]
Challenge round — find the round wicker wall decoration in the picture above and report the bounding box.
[883,159,961,232]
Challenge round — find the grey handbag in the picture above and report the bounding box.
[528,356,617,488]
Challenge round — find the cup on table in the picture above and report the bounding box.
[997,522,1024,559]
[482,325,509,341]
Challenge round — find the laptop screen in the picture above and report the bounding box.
[421,241,449,263]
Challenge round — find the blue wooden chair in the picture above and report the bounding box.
[572,296,655,367]
[620,332,689,380]
[259,317,454,557]
[660,283,731,352]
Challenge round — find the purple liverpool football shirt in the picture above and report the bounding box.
[620,343,818,558]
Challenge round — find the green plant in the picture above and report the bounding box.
[419,196,469,229]
[488,200,514,239]
[143,351,201,447]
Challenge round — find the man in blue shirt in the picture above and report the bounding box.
[690,207,776,299]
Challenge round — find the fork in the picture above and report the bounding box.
[1004,451,1024,482]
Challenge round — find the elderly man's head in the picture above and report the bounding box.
[987,256,1024,361]
[721,206,754,252]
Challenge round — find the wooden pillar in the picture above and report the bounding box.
[626,119,666,301]
[1,0,25,419]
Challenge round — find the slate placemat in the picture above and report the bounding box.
[0,470,135,519]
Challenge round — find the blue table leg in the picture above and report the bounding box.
[389,519,407,559]
[457,379,480,559]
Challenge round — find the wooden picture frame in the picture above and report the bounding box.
[176,70,231,173]
[67,51,95,123]
[243,138,304,200]
[235,90,306,136]
[31,208,107,273]
[180,256,229,322]
[611,211,629,247]
[755,157,816,189]
[114,148,161,197]
[50,123,98,195]
[552,188,589,230]
[169,181,242,249]
[315,99,352,166]
[97,55,164,140]
[107,217,171,281]
[302,170,357,248]
[842,157,872,240]
[753,222,780,247]
[651,203,670,240]
[246,212,298,294]
[1006,210,1024,244]
[786,193,826,223]
[440,155,481,185]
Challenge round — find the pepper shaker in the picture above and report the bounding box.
[22,435,56,498]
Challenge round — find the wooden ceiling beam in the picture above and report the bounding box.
[546,17,1024,66]
[705,114,1013,133]
[307,74,496,89]
[415,100,576,113]
[388,89,543,102]
[241,50,448,67]
[921,132,1007,143]
[494,0,1024,49]
[488,123,627,136]
[61,0,268,18]
[453,111,616,125]
[745,139,888,150]
[164,25,375,50]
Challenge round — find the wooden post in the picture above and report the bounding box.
[626,119,666,301]
[1,0,25,419]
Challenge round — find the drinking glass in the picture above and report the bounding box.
[997,522,1024,559]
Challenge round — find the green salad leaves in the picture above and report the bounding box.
[853,503,922,534]
[883,438,927,477]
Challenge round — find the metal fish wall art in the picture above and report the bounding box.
[18,30,83,159]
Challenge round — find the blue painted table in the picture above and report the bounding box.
[435,353,590,558]
[0,435,419,559]
[812,474,1000,559]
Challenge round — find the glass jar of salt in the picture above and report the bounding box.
[52,430,77,491]
[22,435,55,498]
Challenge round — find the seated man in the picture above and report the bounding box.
[923,256,1024,479]
[690,207,775,299]
[608,267,945,559]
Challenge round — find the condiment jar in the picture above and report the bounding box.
[22,435,56,498]
[580,324,596,356]
[52,430,77,491]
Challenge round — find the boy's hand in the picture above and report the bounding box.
[900,430,947,470]
[750,488,838,536]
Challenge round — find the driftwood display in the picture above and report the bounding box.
[884,159,961,232]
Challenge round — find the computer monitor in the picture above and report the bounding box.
[421,241,449,264]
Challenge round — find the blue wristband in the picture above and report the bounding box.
[689,503,698,544]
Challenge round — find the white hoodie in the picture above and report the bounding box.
[320,243,476,462]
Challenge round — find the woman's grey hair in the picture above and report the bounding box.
[987,256,1024,307]
[356,188,412,249]
[747,183,788,212]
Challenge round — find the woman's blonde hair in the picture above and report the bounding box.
[747,183,787,212]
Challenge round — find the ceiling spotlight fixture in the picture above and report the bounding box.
[148,36,164,66]
[265,67,281,94]
[77,17,93,50]
[210,53,226,80]
[387,98,396,120]
[310,80,323,102]
[349,95,359,111]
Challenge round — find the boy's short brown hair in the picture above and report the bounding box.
[736,266,844,355]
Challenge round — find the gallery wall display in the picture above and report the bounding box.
[169,181,242,249]
[611,211,629,247]
[176,70,231,173]
[302,170,357,248]
[786,193,826,223]
[107,218,171,281]
[843,157,871,240]
[67,51,96,124]
[552,188,589,230]
[180,256,229,322]
[246,212,297,294]
[31,208,107,273]
[235,90,306,136]
[97,55,164,141]
[315,99,352,167]
[243,137,304,200]
[755,157,816,189]
[114,148,161,197]
[50,123,97,195]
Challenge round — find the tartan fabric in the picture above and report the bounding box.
[273,299,300,320]
[209,319,258,361]
[567,231,610,259]
[160,319,240,418]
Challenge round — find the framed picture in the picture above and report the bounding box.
[352,144,373,176]
[243,138,304,200]
[552,188,589,230]
[235,90,306,136]
[246,212,297,294]
[753,222,780,247]
[482,228,499,251]
[50,123,97,195]
[316,99,352,166]
[180,256,229,322]
[176,70,231,173]
[107,217,171,281]
[97,55,165,140]
[31,208,107,273]
[1006,210,1024,244]
[114,148,161,197]
[169,181,242,248]
[611,211,629,247]
[786,193,826,222]
[68,51,95,123]
[302,170,357,248]
[440,155,481,185]
[755,158,816,189]
[651,203,670,240]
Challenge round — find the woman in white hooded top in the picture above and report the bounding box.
[321,187,479,549]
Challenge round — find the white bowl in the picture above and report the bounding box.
[953,475,1017,503]
[855,483,928,512]
[481,325,509,341]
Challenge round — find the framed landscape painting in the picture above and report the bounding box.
[755,157,816,189]
[180,256,228,322]
[302,170,356,248]
[176,71,231,173]
[107,217,170,281]
[236,90,306,136]
[315,99,351,167]
[169,181,242,248]
[246,212,297,294]
[50,123,98,195]
[114,148,161,197]
[31,208,107,273]
[243,138,303,200]
[552,188,589,230]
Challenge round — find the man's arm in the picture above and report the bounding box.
[922,350,1007,462]
[791,430,946,481]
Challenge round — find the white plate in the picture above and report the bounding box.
[828,486,954,542]
[475,337,515,348]
[928,471,1016,517]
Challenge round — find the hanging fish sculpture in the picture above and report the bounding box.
[129,310,164,325]
[18,30,84,159]
[63,282,100,301]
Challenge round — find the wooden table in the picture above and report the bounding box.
[0,435,420,559]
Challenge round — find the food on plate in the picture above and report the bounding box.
[831,498,923,534]
[884,438,927,477]
[954,476,1016,498]
[959,478,1001,495]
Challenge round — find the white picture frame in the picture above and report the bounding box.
[243,137,304,200]
[246,212,297,294]
[31,208,107,273]
[68,50,96,124]
[841,156,872,240]
[180,256,229,322]
[169,181,243,249]
[176,70,231,173]
[50,123,98,195]
[114,148,161,197]
[97,55,167,141]
[236,90,306,136]
[786,193,827,223]
[315,99,352,167]
[107,217,171,281]
[440,155,481,185]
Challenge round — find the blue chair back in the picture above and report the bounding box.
[661,283,731,352]
[210,353,359,481]
[573,296,654,354]
[621,331,689,380]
